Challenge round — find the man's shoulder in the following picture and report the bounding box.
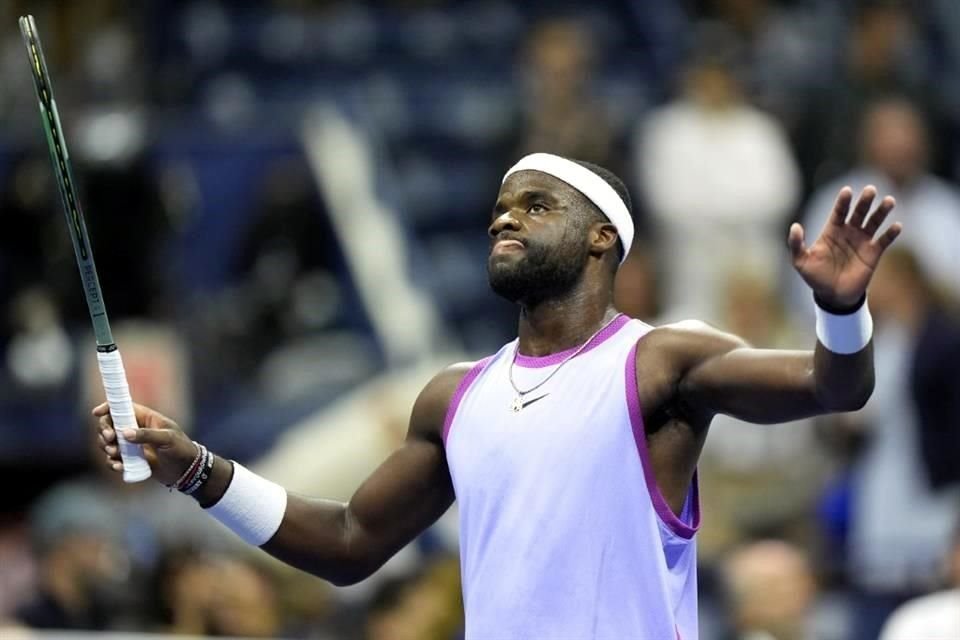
[421,360,482,404]
[634,320,749,376]
[409,358,495,440]
[641,320,747,351]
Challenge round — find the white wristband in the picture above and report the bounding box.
[206,462,287,546]
[815,298,873,354]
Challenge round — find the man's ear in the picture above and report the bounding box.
[589,222,619,257]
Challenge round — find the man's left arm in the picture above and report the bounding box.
[676,185,901,424]
[667,323,869,424]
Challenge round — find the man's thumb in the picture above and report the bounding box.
[121,427,173,447]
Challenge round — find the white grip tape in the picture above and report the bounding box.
[207,463,287,547]
[97,349,152,483]
[815,299,874,355]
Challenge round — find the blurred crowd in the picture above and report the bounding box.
[1,0,959,638]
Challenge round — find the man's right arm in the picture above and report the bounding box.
[96,363,472,586]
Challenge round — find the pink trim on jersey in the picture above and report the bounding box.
[624,342,701,539]
[442,357,494,444]
[513,313,631,368]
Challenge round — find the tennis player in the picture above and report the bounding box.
[96,153,900,639]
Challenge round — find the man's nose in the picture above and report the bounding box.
[489,210,521,238]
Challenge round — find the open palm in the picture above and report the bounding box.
[789,186,902,309]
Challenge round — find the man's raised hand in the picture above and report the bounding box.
[788,185,902,309]
[94,402,197,486]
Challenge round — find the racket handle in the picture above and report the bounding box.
[97,349,152,483]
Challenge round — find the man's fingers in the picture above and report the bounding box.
[100,415,116,441]
[787,223,806,260]
[101,427,116,445]
[847,185,877,228]
[122,427,174,448]
[93,402,177,432]
[862,195,896,236]
[829,186,854,226]
[105,455,123,473]
[874,221,903,251]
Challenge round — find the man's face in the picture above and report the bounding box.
[487,171,594,305]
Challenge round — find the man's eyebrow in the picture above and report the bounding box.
[493,188,561,213]
[518,189,558,202]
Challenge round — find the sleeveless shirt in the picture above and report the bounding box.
[444,314,700,640]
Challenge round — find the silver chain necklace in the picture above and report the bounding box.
[508,314,622,413]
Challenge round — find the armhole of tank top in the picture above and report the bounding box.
[442,356,494,446]
[624,340,702,540]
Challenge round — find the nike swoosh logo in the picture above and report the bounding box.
[521,393,550,409]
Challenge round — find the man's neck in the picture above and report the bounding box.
[516,289,619,357]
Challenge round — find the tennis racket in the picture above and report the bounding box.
[19,14,151,483]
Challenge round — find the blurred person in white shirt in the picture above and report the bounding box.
[636,22,801,323]
[879,523,960,640]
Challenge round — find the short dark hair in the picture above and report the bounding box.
[572,159,632,260]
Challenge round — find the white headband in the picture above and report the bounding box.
[502,153,633,262]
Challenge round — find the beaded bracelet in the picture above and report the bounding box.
[168,442,203,492]
[177,445,207,492]
[183,447,215,496]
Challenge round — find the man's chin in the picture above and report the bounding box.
[487,254,520,278]
[487,264,528,303]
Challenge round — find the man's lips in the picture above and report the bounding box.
[492,239,525,255]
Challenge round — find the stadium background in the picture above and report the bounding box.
[1,0,959,638]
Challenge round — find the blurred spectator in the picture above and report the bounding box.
[0,152,67,312]
[155,549,282,637]
[0,152,77,394]
[698,269,824,559]
[791,97,960,320]
[0,521,35,630]
[795,1,933,186]
[195,155,357,395]
[4,287,74,394]
[365,555,463,640]
[73,113,173,323]
[879,522,960,640]
[873,250,960,490]
[636,21,800,322]
[13,484,127,631]
[720,540,817,640]
[825,248,960,640]
[3,112,173,331]
[513,18,622,175]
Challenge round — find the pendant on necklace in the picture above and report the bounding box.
[511,395,523,413]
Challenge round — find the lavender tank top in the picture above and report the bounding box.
[444,315,700,640]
